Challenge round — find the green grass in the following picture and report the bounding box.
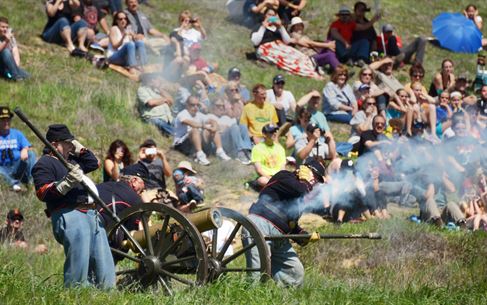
[1,0,487,304]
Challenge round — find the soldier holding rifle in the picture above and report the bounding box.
[32,124,115,288]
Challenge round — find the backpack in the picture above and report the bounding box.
[84,5,98,30]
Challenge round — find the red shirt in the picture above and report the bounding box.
[329,20,357,44]
[376,35,403,52]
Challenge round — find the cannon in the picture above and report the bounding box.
[105,203,272,295]
[14,108,382,296]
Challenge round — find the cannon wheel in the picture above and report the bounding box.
[205,208,271,282]
[106,203,209,295]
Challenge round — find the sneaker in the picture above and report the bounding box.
[216,150,231,161]
[354,59,366,67]
[89,42,105,53]
[70,48,87,58]
[237,151,251,165]
[195,152,210,166]
[12,184,22,192]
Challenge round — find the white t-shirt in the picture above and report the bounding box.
[173,109,207,145]
[206,113,237,133]
[266,89,295,113]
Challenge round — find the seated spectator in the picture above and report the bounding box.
[288,16,339,72]
[353,67,388,113]
[322,64,358,124]
[250,8,321,79]
[137,139,171,190]
[477,84,487,120]
[357,115,389,156]
[172,161,205,213]
[243,0,280,28]
[207,99,252,164]
[250,124,286,189]
[410,81,439,141]
[165,10,206,80]
[404,63,428,95]
[0,17,29,81]
[0,209,48,254]
[452,73,477,105]
[369,56,404,96]
[107,11,147,75]
[42,0,90,55]
[223,80,246,119]
[188,43,217,75]
[103,139,133,182]
[124,0,169,54]
[285,106,311,150]
[429,59,456,98]
[266,74,296,126]
[137,73,174,136]
[464,4,487,48]
[174,78,211,115]
[295,123,336,163]
[77,0,111,50]
[328,5,379,66]
[0,107,36,192]
[350,96,377,140]
[464,104,485,139]
[221,67,251,103]
[352,1,377,53]
[386,88,408,127]
[377,23,426,68]
[240,84,279,143]
[173,96,231,165]
[277,0,307,25]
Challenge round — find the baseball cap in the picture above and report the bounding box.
[306,123,320,133]
[382,24,394,33]
[46,124,75,142]
[337,5,352,15]
[354,1,371,12]
[0,106,13,120]
[358,84,371,91]
[262,124,279,135]
[303,157,326,182]
[140,139,157,148]
[7,208,23,221]
[122,161,150,179]
[457,73,469,81]
[273,74,285,84]
[228,67,241,80]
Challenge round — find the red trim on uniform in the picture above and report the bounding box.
[36,182,58,200]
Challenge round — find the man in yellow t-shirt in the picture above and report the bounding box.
[250,124,286,189]
[240,84,278,143]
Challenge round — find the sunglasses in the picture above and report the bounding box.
[361,73,372,76]
[229,88,239,93]
[375,122,385,126]
[412,73,424,78]
[118,17,127,20]
[188,103,199,107]
[366,102,376,105]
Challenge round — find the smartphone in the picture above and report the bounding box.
[145,148,157,155]
[268,16,279,24]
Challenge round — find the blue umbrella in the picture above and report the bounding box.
[432,12,482,53]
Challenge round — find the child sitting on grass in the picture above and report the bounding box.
[172,161,204,213]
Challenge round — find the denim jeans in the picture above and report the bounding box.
[221,124,252,157]
[109,0,122,13]
[326,112,353,124]
[42,18,88,44]
[0,48,30,80]
[51,209,115,288]
[109,40,147,67]
[0,150,36,186]
[148,117,174,136]
[335,39,370,63]
[245,214,304,287]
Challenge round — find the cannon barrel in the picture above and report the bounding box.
[122,208,222,251]
[265,232,382,240]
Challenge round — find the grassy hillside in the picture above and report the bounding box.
[1,0,487,304]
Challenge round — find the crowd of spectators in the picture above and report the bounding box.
[3,0,487,247]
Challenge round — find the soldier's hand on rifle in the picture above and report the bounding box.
[70,139,86,157]
[55,164,84,195]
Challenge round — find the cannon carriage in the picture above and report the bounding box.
[105,202,272,295]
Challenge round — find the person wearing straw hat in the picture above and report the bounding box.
[172,160,204,212]
[288,16,339,73]
[328,4,380,67]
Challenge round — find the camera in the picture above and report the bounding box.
[190,18,197,24]
[145,147,157,155]
[268,16,279,24]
